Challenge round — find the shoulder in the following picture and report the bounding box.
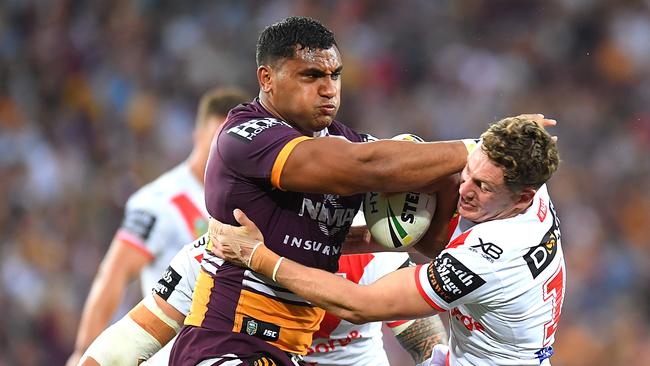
[220,101,298,144]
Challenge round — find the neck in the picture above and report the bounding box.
[258,94,317,137]
[258,94,284,122]
[494,199,534,221]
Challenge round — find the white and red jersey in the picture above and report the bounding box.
[152,237,412,366]
[304,252,413,366]
[116,162,208,296]
[415,185,565,366]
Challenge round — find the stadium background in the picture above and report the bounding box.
[1,1,649,365]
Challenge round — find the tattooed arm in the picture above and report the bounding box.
[392,315,448,364]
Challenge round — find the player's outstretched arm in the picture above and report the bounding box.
[280,138,468,195]
[78,294,183,366]
[66,237,151,366]
[277,114,555,196]
[210,211,439,323]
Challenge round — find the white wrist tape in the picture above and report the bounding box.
[142,295,181,333]
[82,314,162,365]
[247,241,263,267]
[461,138,482,155]
[272,257,285,282]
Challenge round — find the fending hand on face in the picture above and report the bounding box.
[208,209,265,268]
[515,113,558,142]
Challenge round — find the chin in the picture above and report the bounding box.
[459,207,480,222]
[313,118,333,131]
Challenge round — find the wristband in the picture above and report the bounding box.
[272,257,285,282]
[462,138,481,155]
[248,241,263,267]
[248,243,282,278]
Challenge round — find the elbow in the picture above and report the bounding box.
[337,308,373,325]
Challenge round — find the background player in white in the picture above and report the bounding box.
[211,116,565,366]
[78,232,448,366]
[66,87,250,366]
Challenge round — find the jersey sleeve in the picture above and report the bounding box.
[115,191,173,258]
[217,118,311,188]
[414,242,499,312]
[152,234,208,316]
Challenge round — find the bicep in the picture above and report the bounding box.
[279,137,373,195]
[361,266,440,321]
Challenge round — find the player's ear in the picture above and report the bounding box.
[516,187,536,205]
[257,65,272,93]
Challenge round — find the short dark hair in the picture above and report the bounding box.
[256,16,337,67]
[195,87,249,128]
[481,116,560,192]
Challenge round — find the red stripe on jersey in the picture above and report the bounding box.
[386,320,410,328]
[337,254,375,284]
[446,350,451,366]
[447,213,460,241]
[414,265,446,312]
[170,193,205,239]
[313,254,376,339]
[446,229,472,249]
[116,230,155,260]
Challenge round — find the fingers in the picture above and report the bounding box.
[233,209,264,241]
[233,208,254,229]
[516,113,557,128]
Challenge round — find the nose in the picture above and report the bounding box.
[320,77,338,99]
[458,179,474,198]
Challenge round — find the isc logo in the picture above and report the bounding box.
[263,329,278,338]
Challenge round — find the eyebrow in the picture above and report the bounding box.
[300,66,343,76]
[466,164,496,190]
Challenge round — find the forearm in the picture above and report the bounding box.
[394,316,448,363]
[252,246,374,324]
[80,295,182,365]
[356,140,467,193]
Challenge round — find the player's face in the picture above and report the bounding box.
[457,149,522,223]
[268,46,342,134]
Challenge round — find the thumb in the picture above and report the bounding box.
[233,208,258,232]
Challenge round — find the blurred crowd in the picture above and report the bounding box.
[1,0,649,365]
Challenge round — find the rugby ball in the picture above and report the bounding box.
[363,191,436,249]
[363,133,436,249]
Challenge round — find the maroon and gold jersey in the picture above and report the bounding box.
[178,100,366,364]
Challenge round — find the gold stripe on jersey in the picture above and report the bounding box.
[233,289,325,355]
[271,136,312,190]
[185,269,215,327]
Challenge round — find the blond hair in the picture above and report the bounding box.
[481,116,560,192]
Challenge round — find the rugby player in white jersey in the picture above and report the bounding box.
[78,220,449,366]
[211,116,565,366]
[66,88,250,366]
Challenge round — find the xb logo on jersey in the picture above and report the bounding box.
[471,238,503,261]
